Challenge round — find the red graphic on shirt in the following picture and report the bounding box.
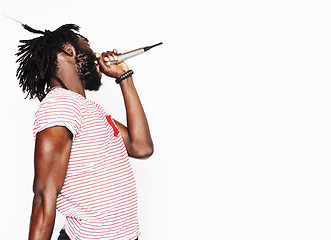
[106,115,119,137]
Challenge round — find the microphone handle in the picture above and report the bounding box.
[107,48,144,65]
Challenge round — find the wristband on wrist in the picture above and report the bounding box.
[115,70,134,84]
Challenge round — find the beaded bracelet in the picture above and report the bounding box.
[115,70,134,84]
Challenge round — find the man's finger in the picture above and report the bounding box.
[105,51,118,62]
[95,53,108,71]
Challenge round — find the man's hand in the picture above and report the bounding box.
[96,49,129,78]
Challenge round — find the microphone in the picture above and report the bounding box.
[0,12,163,66]
[0,13,163,65]
[104,42,163,66]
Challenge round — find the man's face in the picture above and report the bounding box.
[75,38,102,91]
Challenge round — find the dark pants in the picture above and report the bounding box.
[57,229,139,240]
[57,229,69,240]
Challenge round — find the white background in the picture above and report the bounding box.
[0,0,330,239]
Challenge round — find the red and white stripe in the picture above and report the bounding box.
[34,88,140,240]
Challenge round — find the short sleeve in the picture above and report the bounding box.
[33,91,83,138]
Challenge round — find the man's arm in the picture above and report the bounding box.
[29,126,72,240]
[114,75,154,159]
[97,51,153,159]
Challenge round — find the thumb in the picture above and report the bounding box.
[95,53,109,73]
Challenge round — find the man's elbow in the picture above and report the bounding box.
[33,183,61,204]
[33,188,59,203]
[130,143,154,159]
[140,144,154,159]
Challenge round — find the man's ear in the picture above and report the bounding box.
[61,43,76,57]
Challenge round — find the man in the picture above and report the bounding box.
[16,24,153,240]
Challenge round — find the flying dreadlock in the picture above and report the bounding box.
[16,24,87,101]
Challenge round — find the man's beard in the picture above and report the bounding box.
[75,51,102,91]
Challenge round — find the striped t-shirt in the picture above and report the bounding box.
[33,88,140,240]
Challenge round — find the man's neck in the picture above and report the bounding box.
[50,76,86,98]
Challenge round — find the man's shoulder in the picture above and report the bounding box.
[34,88,85,137]
[41,88,85,105]
[36,88,87,117]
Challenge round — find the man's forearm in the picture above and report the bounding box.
[119,76,153,158]
[29,193,56,240]
[96,50,153,158]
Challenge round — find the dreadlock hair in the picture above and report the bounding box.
[16,24,88,101]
